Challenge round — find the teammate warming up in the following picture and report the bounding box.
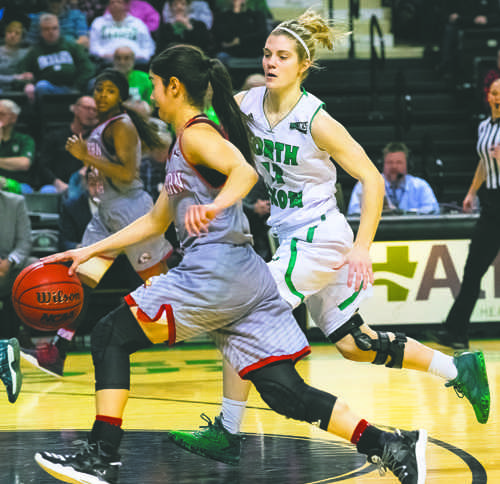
[36,44,427,484]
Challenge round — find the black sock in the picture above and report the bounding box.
[356,425,385,456]
[52,335,69,359]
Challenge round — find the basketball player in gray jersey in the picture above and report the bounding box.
[36,45,427,484]
[21,69,172,377]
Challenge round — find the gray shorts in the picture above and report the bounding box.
[82,190,171,271]
[127,243,310,377]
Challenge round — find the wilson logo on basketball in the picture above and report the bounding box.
[36,291,81,305]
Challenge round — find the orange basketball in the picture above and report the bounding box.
[12,261,84,331]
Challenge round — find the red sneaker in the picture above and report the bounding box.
[21,342,65,377]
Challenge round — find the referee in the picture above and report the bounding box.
[432,77,500,349]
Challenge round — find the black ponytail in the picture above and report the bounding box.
[122,105,165,151]
[150,44,255,166]
[206,58,254,167]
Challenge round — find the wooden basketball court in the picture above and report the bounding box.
[0,338,497,483]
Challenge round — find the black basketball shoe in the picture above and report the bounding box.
[368,429,427,484]
[35,439,121,484]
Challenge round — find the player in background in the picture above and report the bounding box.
[167,9,491,467]
[35,44,427,484]
[0,338,22,403]
[21,69,172,377]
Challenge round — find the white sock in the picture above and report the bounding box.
[428,350,458,381]
[220,397,247,434]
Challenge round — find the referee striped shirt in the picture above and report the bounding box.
[477,116,500,189]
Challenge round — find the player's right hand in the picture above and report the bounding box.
[41,247,93,276]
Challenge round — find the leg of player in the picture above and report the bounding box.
[330,314,490,425]
[0,338,22,403]
[35,303,153,484]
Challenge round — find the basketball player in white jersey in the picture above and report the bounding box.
[35,44,427,484]
[167,8,490,469]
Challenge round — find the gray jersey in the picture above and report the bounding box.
[164,115,253,250]
[86,113,143,202]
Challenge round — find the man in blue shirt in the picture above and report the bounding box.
[347,141,440,215]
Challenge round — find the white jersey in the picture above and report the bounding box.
[240,86,338,233]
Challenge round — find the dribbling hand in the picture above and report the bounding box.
[41,247,94,276]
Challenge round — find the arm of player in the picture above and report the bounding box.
[181,123,258,236]
[311,109,385,291]
[41,188,173,275]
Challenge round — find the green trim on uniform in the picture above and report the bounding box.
[306,225,316,243]
[309,103,324,134]
[285,238,305,302]
[338,281,364,310]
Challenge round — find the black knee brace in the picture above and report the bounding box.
[91,302,152,391]
[328,313,407,369]
[247,360,337,431]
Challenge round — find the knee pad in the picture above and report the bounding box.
[352,328,407,369]
[248,361,337,431]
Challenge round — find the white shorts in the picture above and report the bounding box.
[268,209,372,336]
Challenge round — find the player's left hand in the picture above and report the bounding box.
[65,134,88,161]
[333,244,373,291]
[185,203,220,236]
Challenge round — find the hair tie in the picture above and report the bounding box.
[272,26,311,60]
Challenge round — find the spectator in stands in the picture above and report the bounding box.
[27,0,90,48]
[347,141,440,215]
[89,0,156,69]
[37,95,98,194]
[430,77,500,349]
[70,0,107,25]
[438,0,500,79]
[0,99,36,194]
[20,14,96,103]
[112,46,153,103]
[157,0,214,55]
[482,47,500,106]
[105,0,161,34]
[58,167,98,250]
[0,19,34,93]
[0,189,35,343]
[212,0,268,63]
[241,72,265,90]
[162,0,213,29]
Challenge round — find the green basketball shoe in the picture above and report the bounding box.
[445,350,490,424]
[167,413,242,465]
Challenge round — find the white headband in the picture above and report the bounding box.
[273,26,311,60]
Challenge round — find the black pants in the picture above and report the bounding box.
[445,192,500,339]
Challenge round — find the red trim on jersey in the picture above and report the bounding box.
[238,346,312,378]
[178,114,228,190]
[123,295,176,346]
[351,419,370,444]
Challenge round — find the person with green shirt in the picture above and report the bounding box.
[112,45,153,104]
[20,13,96,103]
[0,99,35,193]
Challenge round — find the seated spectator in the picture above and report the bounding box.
[0,99,36,194]
[0,19,34,93]
[347,141,440,215]
[0,189,36,343]
[36,95,98,193]
[213,0,273,18]
[111,46,153,103]
[20,14,96,103]
[162,0,213,29]
[70,0,106,25]
[157,0,214,55]
[106,0,160,34]
[241,72,265,90]
[27,0,90,49]
[89,0,156,69]
[212,0,268,63]
[437,0,500,79]
[58,167,98,250]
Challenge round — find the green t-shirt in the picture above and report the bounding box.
[128,70,153,105]
[0,131,35,184]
